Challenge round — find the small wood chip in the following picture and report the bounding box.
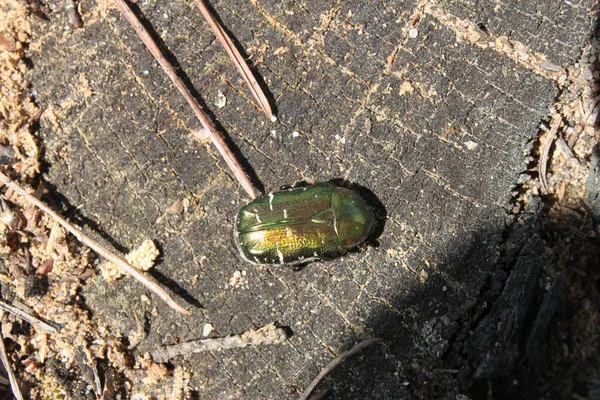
[202,323,214,337]
[100,239,160,281]
[555,135,574,160]
[166,199,184,215]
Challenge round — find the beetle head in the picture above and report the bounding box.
[332,188,375,249]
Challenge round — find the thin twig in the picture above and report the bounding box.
[308,387,330,400]
[0,298,59,334]
[539,116,561,194]
[583,97,600,126]
[0,172,190,315]
[193,0,276,121]
[151,323,288,363]
[300,338,382,400]
[113,0,258,199]
[0,313,24,400]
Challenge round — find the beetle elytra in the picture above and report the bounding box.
[235,183,375,265]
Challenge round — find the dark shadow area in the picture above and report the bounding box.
[124,2,265,195]
[589,144,600,221]
[303,197,600,400]
[45,357,95,400]
[594,14,600,133]
[300,12,600,399]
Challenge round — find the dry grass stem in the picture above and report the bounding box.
[300,338,382,400]
[193,0,276,121]
[0,298,59,334]
[539,116,562,194]
[113,0,258,199]
[555,135,576,161]
[0,312,24,400]
[151,323,288,363]
[0,172,190,315]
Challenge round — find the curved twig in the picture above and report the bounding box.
[300,338,382,400]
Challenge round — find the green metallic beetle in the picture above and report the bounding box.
[235,183,375,265]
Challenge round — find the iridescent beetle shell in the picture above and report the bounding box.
[235,183,375,265]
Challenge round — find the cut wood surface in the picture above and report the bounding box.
[22,0,599,398]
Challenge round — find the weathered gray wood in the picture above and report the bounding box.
[26,0,597,398]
